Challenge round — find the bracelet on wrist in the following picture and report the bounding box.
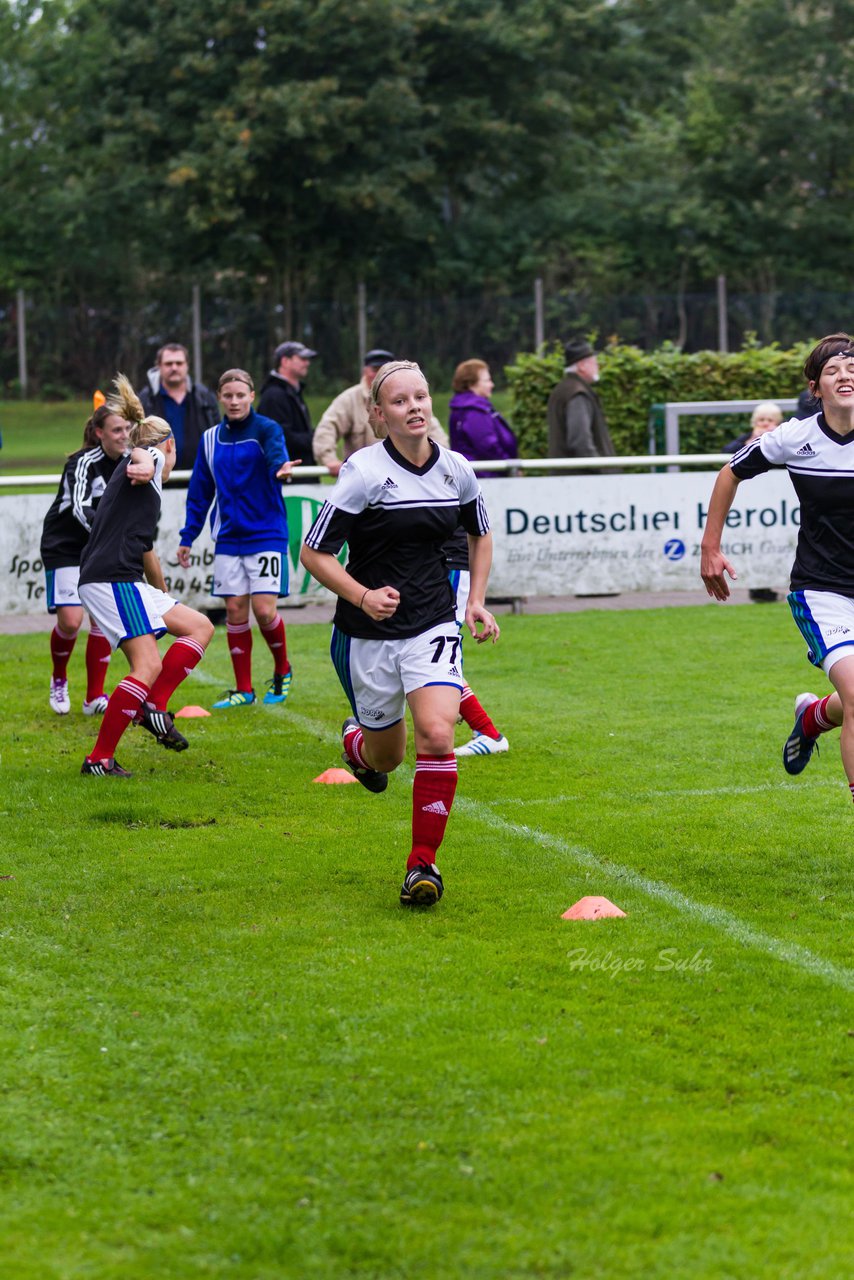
[359,588,369,611]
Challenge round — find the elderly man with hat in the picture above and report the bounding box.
[258,340,319,482]
[313,348,448,476]
[547,336,616,459]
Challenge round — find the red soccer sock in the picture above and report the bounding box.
[459,683,501,739]
[85,626,113,700]
[343,721,368,768]
[408,754,458,870]
[147,637,207,710]
[260,615,290,676]
[87,676,148,762]
[50,625,77,680]
[226,622,253,692]
[803,695,835,739]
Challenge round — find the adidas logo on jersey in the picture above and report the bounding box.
[796,442,817,456]
[422,799,449,815]
[381,477,399,490]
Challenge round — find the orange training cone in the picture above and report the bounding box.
[562,896,627,920]
[174,705,212,718]
[313,767,358,784]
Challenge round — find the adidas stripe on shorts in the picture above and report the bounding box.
[78,580,177,651]
[331,622,465,729]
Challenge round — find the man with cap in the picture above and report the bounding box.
[546,337,616,459]
[312,348,396,476]
[258,341,318,482]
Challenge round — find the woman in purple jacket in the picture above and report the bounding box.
[448,360,518,473]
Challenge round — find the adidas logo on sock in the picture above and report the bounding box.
[422,800,449,815]
[796,442,817,456]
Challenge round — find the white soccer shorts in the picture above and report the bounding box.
[45,565,82,612]
[788,589,854,673]
[449,568,470,626]
[331,622,465,728]
[78,580,178,651]
[212,550,288,598]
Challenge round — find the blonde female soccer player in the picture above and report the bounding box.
[301,361,499,906]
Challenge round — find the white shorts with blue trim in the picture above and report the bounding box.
[78,580,178,651]
[788,589,854,674]
[45,565,82,612]
[330,621,465,729]
[449,568,470,626]
[212,550,288,598]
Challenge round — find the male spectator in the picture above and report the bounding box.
[138,343,219,470]
[312,347,396,476]
[258,341,318,481]
[547,337,616,458]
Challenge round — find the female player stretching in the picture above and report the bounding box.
[301,361,500,906]
[78,376,214,777]
[701,333,854,802]
[40,403,129,715]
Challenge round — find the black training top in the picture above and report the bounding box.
[79,448,165,585]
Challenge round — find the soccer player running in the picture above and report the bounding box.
[300,361,500,907]
[78,375,214,777]
[701,333,854,802]
[40,403,129,716]
[178,369,300,710]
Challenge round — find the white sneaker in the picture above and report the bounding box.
[82,695,109,716]
[454,731,509,757]
[49,677,71,715]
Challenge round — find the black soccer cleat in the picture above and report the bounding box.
[341,716,388,793]
[400,863,444,907]
[140,704,189,752]
[782,692,819,776]
[81,756,133,778]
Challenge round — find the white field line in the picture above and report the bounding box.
[486,780,846,804]
[185,667,854,992]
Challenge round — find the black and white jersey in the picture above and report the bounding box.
[79,449,165,586]
[304,437,490,639]
[731,412,854,595]
[40,446,123,569]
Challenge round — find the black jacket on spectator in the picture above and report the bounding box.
[138,370,220,470]
[257,373,317,482]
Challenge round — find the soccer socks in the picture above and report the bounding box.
[87,676,148,762]
[459,684,501,739]
[226,622,253,692]
[260,615,290,676]
[408,754,458,870]
[50,624,77,679]
[802,695,836,739]
[85,625,112,700]
[147,637,206,710]
[343,720,369,769]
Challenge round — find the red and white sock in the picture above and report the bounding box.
[408,754,458,870]
[148,637,206,710]
[260,615,290,676]
[343,721,369,768]
[803,695,835,739]
[87,676,148,762]
[50,625,77,680]
[85,625,112,700]
[226,622,253,691]
[459,684,501,739]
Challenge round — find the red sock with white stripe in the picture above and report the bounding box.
[148,638,206,710]
[50,625,77,679]
[87,676,148,762]
[802,695,835,738]
[260,615,290,676]
[459,684,501,739]
[408,754,458,871]
[84,626,112,700]
[226,622,253,691]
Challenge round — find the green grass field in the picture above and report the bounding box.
[2,604,853,1279]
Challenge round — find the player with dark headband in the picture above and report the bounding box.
[301,360,500,907]
[77,375,214,777]
[701,332,854,801]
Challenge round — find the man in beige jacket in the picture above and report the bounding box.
[313,348,447,475]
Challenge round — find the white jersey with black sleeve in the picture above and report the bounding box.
[730,411,854,596]
[79,448,166,586]
[304,437,490,639]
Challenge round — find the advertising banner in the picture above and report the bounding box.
[1,470,798,613]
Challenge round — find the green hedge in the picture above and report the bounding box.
[505,340,813,456]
